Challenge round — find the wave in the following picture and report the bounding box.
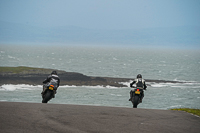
[0,84,42,91]
[119,80,200,89]
[150,83,200,89]
[62,81,200,89]
[1,80,200,91]
[168,105,183,109]
[110,94,122,97]
[60,85,120,89]
[0,84,124,91]
[150,84,168,87]
[118,81,132,87]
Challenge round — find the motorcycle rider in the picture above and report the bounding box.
[41,71,60,98]
[129,74,147,102]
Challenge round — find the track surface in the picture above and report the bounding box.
[0,102,199,133]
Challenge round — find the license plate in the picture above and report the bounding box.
[49,86,54,90]
[135,91,140,94]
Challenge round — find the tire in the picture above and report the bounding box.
[133,95,139,108]
[42,91,52,103]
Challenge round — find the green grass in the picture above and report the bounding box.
[0,66,41,73]
[171,108,200,116]
[0,66,66,74]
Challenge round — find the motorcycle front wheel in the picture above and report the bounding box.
[42,91,52,103]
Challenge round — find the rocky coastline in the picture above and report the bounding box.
[0,66,184,87]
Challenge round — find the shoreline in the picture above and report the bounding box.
[0,66,187,87]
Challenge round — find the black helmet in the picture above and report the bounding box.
[51,71,57,75]
[137,74,142,78]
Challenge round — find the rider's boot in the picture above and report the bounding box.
[52,90,56,98]
[140,96,144,103]
[140,99,142,103]
[140,93,144,103]
[41,85,47,95]
[129,97,132,101]
[129,91,133,101]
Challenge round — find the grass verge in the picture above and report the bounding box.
[171,108,200,116]
[0,66,38,73]
[0,66,62,74]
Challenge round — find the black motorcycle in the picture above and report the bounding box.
[42,83,57,103]
[130,87,144,108]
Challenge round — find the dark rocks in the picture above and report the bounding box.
[0,66,184,87]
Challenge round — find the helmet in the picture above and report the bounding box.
[137,74,142,78]
[51,71,57,75]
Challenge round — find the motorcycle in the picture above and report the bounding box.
[130,87,144,108]
[42,83,57,103]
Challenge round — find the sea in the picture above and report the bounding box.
[0,45,200,109]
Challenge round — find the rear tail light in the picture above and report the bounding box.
[50,85,54,87]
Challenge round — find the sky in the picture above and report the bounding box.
[0,0,200,30]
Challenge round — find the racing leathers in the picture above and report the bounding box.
[42,74,60,97]
[129,78,147,102]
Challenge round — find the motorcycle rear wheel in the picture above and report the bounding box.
[42,91,52,103]
[133,95,139,108]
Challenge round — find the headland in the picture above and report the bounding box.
[0,66,184,87]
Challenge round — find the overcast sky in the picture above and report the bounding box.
[0,0,200,30]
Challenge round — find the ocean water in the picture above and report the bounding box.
[0,45,200,109]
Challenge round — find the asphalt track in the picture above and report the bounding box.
[0,102,199,133]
